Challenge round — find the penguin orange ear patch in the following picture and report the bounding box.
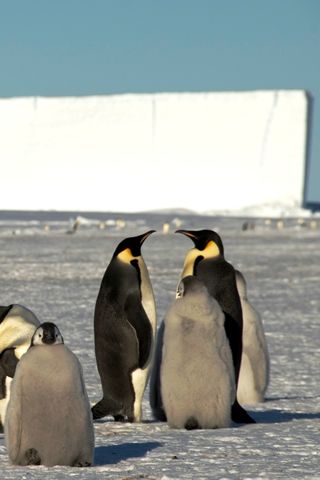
[205,241,220,257]
[118,248,134,262]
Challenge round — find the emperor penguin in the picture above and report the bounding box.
[92,231,157,423]
[5,322,94,467]
[235,270,270,404]
[0,304,40,431]
[161,276,235,429]
[174,229,255,424]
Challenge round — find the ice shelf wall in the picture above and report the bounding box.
[0,91,308,213]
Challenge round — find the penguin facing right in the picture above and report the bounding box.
[0,304,40,431]
[161,276,235,429]
[92,231,157,423]
[5,322,94,467]
[235,270,270,404]
[174,229,255,424]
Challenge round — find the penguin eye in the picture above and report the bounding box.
[38,333,42,338]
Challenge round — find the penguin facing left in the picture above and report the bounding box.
[92,231,157,423]
[5,322,94,467]
[0,304,40,431]
[174,229,255,424]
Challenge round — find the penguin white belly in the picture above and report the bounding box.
[132,263,157,422]
[139,262,157,336]
[131,367,148,422]
[238,299,269,404]
[131,298,156,422]
[0,377,12,428]
[237,352,262,404]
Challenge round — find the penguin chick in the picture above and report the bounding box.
[5,322,94,467]
[161,276,235,429]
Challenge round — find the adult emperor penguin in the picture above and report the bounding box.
[174,229,255,424]
[92,230,157,423]
[161,276,235,429]
[235,270,270,404]
[5,322,94,467]
[0,304,40,431]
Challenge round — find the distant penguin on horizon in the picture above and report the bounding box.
[161,276,235,430]
[5,322,94,467]
[235,270,270,404]
[151,229,254,424]
[0,304,40,431]
[92,231,157,423]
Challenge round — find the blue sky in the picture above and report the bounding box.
[0,0,319,204]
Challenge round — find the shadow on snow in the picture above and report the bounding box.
[94,441,162,466]
[250,409,320,424]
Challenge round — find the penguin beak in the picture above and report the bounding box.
[175,230,198,241]
[43,331,56,345]
[138,230,156,246]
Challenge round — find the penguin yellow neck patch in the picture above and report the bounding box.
[204,241,220,258]
[181,249,199,277]
[181,241,220,278]
[118,248,135,263]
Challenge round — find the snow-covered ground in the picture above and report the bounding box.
[0,212,319,479]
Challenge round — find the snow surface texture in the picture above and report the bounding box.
[0,90,308,213]
[0,212,319,479]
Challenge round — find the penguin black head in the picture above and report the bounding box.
[31,322,64,347]
[112,230,156,260]
[175,229,224,257]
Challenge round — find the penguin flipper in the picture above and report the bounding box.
[125,294,153,369]
[149,320,167,421]
[0,305,13,324]
[0,363,6,400]
[223,311,243,380]
[1,349,19,378]
[0,348,18,402]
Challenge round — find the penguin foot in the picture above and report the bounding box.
[151,406,167,422]
[74,461,91,467]
[25,448,41,465]
[91,401,109,420]
[113,414,135,423]
[114,415,126,422]
[184,417,199,430]
[231,401,256,424]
